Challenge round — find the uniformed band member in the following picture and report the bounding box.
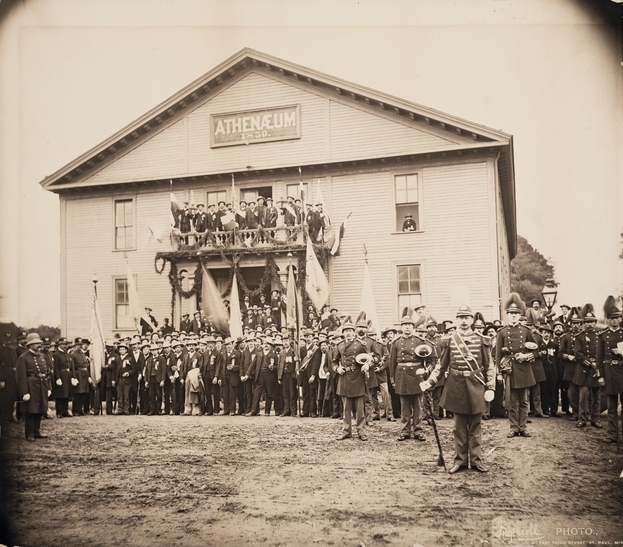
[0,333,19,434]
[422,305,495,473]
[560,308,583,421]
[573,304,602,428]
[332,318,370,440]
[389,311,437,441]
[16,333,51,441]
[597,296,623,443]
[496,293,537,438]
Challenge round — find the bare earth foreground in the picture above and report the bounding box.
[2,410,623,547]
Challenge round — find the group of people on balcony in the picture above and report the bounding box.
[173,195,329,247]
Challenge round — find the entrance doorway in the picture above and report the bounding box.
[240,186,272,205]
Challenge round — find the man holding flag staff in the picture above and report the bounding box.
[421,305,495,473]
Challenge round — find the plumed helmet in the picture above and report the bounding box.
[505,293,525,314]
[603,296,622,319]
[580,303,597,322]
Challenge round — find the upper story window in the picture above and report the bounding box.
[207,190,227,207]
[286,183,308,202]
[395,174,419,232]
[114,198,134,249]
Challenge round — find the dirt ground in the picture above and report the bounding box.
[2,406,623,547]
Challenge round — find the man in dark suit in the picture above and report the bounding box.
[299,332,321,417]
[190,311,205,334]
[246,338,278,416]
[102,341,120,416]
[277,336,298,416]
[0,333,19,434]
[180,313,192,334]
[129,337,145,415]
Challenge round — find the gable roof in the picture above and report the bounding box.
[39,47,516,255]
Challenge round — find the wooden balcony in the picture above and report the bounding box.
[169,225,310,257]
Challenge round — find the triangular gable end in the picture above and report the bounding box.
[40,48,509,192]
[78,70,479,187]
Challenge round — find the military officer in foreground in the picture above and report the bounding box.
[597,296,623,444]
[496,294,537,438]
[16,333,51,441]
[421,305,495,473]
[331,318,370,441]
[573,305,602,428]
[389,312,438,441]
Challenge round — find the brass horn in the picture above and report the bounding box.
[355,353,374,365]
[415,344,433,358]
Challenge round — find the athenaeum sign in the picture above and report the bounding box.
[210,105,300,147]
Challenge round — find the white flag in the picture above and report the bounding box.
[126,262,142,334]
[360,258,381,337]
[89,285,105,384]
[228,271,243,340]
[305,237,330,311]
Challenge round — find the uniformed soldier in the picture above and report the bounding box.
[389,311,438,442]
[596,296,623,443]
[422,305,495,473]
[495,294,537,438]
[71,339,91,416]
[16,333,51,441]
[573,304,602,428]
[525,309,547,418]
[332,318,370,440]
[560,308,584,421]
[0,333,19,435]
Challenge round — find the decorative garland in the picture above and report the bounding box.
[155,232,327,318]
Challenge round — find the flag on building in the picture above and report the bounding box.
[360,255,381,337]
[327,212,351,256]
[229,270,243,340]
[201,264,230,335]
[89,284,105,384]
[126,262,143,334]
[313,179,332,226]
[170,190,181,227]
[305,237,330,311]
[286,264,299,332]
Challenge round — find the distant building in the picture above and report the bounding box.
[40,48,516,338]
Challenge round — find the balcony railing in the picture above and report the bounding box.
[170,225,308,252]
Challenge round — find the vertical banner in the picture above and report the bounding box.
[89,284,105,384]
[229,269,243,340]
[126,262,142,335]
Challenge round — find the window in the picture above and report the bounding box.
[114,199,134,249]
[207,190,227,207]
[114,278,134,329]
[397,265,422,314]
[286,183,308,202]
[394,174,419,232]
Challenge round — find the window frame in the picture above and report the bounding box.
[393,261,425,321]
[112,275,137,332]
[392,170,422,234]
[112,196,136,251]
[285,183,309,203]
[206,189,228,208]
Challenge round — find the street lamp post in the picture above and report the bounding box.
[541,277,558,316]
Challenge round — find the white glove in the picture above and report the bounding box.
[71,378,79,386]
[484,390,495,402]
[48,390,52,397]
[419,380,432,392]
[56,378,63,386]
[22,393,31,402]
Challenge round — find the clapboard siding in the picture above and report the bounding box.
[330,162,495,326]
[85,119,186,184]
[83,71,466,187]
[64,192,173,340]
[329,100,456,160]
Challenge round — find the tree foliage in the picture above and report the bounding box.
[510,236,556,305]
[0,322,61,344]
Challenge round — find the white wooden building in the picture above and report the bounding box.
[40,48,516,339]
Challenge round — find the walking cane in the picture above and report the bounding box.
[424,390,448,473]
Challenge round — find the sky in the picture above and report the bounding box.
[0,0,621,327]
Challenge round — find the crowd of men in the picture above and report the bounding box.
[2,293,622,474]
[174,195,330,244]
